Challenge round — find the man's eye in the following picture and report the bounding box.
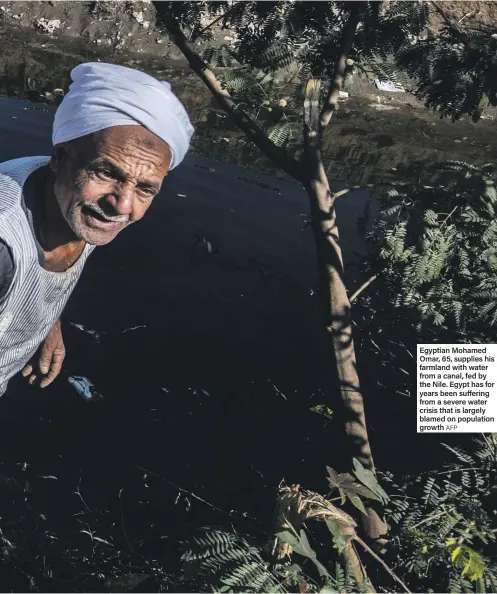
[96,169,113,180]
[139,188,156,198]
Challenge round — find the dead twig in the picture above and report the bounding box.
[350,275,378,303]
[355,536,411,593]
[135,464,267,536]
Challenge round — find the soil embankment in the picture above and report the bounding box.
[0,15,496,190]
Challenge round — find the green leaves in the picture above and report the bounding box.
[383,435,496,593]
[397,12,497,122]
[324,519,354,553]
[182,529,285,593]
[276,529,330,579]
[266,122,293,147]
[326,459,389,516]
[447,543,486,582]
[352,459,390,505]
[371,161,497,338]
[310,404,334,420]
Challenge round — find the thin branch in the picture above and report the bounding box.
[118,488,133,553]
[431,1,454,28]
[440,205,458,228]
[333,188,353,199]
[434,466,483,476]
[135,464,267,536]
[411,509,449,529]
[350,274,378,303]
[320,4,365,130]
[458,11,476,25]
[155,6,304,183]
[355,536,412,593]
[277,63,304,96]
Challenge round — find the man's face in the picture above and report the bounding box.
[52,125,171,245]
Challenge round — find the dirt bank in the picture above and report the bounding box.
[1,1,497,196]
[3,0,497,57]
[428,1,497,32]
[0,1,176,57]
[1,21,496,193]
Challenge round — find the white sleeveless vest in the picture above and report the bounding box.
[0,157,95,395]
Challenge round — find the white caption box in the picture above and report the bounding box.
[417,344,497,433]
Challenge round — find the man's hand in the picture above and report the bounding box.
[22,319,65,388]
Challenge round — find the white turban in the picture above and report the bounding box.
[52,62,194,170]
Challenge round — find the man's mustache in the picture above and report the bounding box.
[81,201,129,224]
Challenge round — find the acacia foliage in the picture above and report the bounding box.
[368,161,497,340]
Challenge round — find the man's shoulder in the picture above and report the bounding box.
[0,157,50,212]
[0,156,51,181]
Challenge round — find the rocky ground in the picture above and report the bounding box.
[427,0,497,31]
[0,1,169,56]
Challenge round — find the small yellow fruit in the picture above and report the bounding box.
[278,99,287,107]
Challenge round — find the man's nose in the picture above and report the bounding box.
[105,184,134,216]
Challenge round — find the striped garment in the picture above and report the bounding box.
[0,157,96,396]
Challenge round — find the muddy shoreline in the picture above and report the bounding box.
[1,21,496,189]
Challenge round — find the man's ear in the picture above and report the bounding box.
[50,144,69,173]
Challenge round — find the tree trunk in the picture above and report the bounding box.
[303,165,388,550]
[154,0,388,550]
[303,33,388,549]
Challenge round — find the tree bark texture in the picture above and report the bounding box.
[302,4,388,549]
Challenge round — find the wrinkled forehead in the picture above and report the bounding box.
[67,125,172,169]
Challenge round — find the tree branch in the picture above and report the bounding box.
[320,4,365,130]
[300,3,388,549]
[355,536,411,593]
[349,274,377,304]
[411,509,449,529]
[155,6,304,183]
[430,1,454,28]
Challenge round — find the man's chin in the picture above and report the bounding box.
[72,223,123,246]
[69,212,127,245]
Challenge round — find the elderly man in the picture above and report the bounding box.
[0,62,193,396]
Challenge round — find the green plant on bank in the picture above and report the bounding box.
[181,458,394,593]
[182,528,359,593]
[382,433,497,593]
[181,436,497,593]
[201,54,301,147]
[367,161,497,340]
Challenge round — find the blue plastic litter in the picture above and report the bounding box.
[68,376,100,401]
